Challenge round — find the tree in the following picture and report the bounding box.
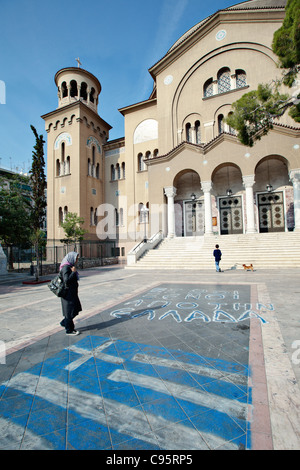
[0,175,32,269]
[226,83,290,147]
[272,0,300,87]
[60,212,87,249]
[30,125,47,281]
[225,0,300,146]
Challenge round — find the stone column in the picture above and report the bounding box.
[243,175,257,233]
[164,186,177,238]
[289,169,300,231]
[201,181,213,234]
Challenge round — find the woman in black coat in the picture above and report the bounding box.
[59,251,82,335]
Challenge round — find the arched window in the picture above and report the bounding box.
[115,208,119,226]
[70,80,78,98]
[111,164,115,180]
[90,87,95,103]
[63,206,68,222]
[59,207,63,225]
[195,120,201,144]
[186,123,191,142]
[153,149,159,157]
[88,158,91,176]
[138,153,145,171]
[218,68,231,94]
[218,114,224,134]
[80,82,88,100]
[227,112,236,134]
[90,207,94,226]
[92,146,96,177]
[62,82,68,98]
[204,78,214,97]
[116,163,121,179]
[120,208,124,226]
[94,208,97,226]
[236,69,246,88]
[96,163,99,179]
[122,162,125,179]
[56,159,60,177]
[66,156,70,174]
[145,151,151,159]
[60,142,65,175]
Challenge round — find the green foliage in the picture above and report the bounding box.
[29,125,47,280]
[60,212,87,247]
[225,83,290,147]
[272,0,300,86]
[30,125,47,231]
[226,0,300,146]
[289,99,300,122]
[0,175,32,248]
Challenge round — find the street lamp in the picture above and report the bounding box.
[266,184,273,192]
[140,205,149,242]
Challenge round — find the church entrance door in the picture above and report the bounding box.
[258,192,285,232]
[219,196,243,235]
[184,201,204,236]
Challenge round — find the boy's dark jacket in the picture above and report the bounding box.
[213,249,222,261]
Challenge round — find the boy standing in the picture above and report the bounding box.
[213,244,222,272]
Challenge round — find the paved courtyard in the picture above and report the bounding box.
[0,265,300,451]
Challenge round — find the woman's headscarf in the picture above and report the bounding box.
[59,252,79,274]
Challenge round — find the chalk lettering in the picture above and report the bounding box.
[238,310,268,323]
[159,310,182,323]
[132,309,155,320]
[185,311,211,323]
[176,302,199,309]
[213,310,237,323]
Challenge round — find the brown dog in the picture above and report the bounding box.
[243,264,254,271]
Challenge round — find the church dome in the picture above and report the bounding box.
[167,0,287,54]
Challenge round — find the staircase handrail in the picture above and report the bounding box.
[127,230,163,265]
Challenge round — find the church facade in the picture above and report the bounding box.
[42,0,300,259]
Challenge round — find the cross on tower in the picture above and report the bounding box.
[75,57,82,68]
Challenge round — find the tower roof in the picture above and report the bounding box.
[54,67,101,93]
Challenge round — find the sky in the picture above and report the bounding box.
[0,0,237,174]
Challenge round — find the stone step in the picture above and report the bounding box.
[128,232,300,269]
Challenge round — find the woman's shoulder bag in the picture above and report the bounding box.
[48,272,68,298]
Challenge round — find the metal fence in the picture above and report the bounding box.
[3,240,117,273]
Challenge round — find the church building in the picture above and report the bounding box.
[42,0,300,263]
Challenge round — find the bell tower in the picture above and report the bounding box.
[42,65,112,244]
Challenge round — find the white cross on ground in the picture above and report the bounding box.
[65,340,124,371]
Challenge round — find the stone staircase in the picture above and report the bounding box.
[127,232,300,270]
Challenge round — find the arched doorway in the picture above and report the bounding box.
[212,164,244,235]
[255,156,290,233]
[174,170,203,236]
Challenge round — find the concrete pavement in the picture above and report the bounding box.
[0,265,300,451]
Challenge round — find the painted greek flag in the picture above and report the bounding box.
[0,336,251,450]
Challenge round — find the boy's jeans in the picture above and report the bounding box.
[215,261,220,272]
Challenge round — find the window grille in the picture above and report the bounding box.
[236,70,246,88]
[218,69,230,93]
[204,80,213,97]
